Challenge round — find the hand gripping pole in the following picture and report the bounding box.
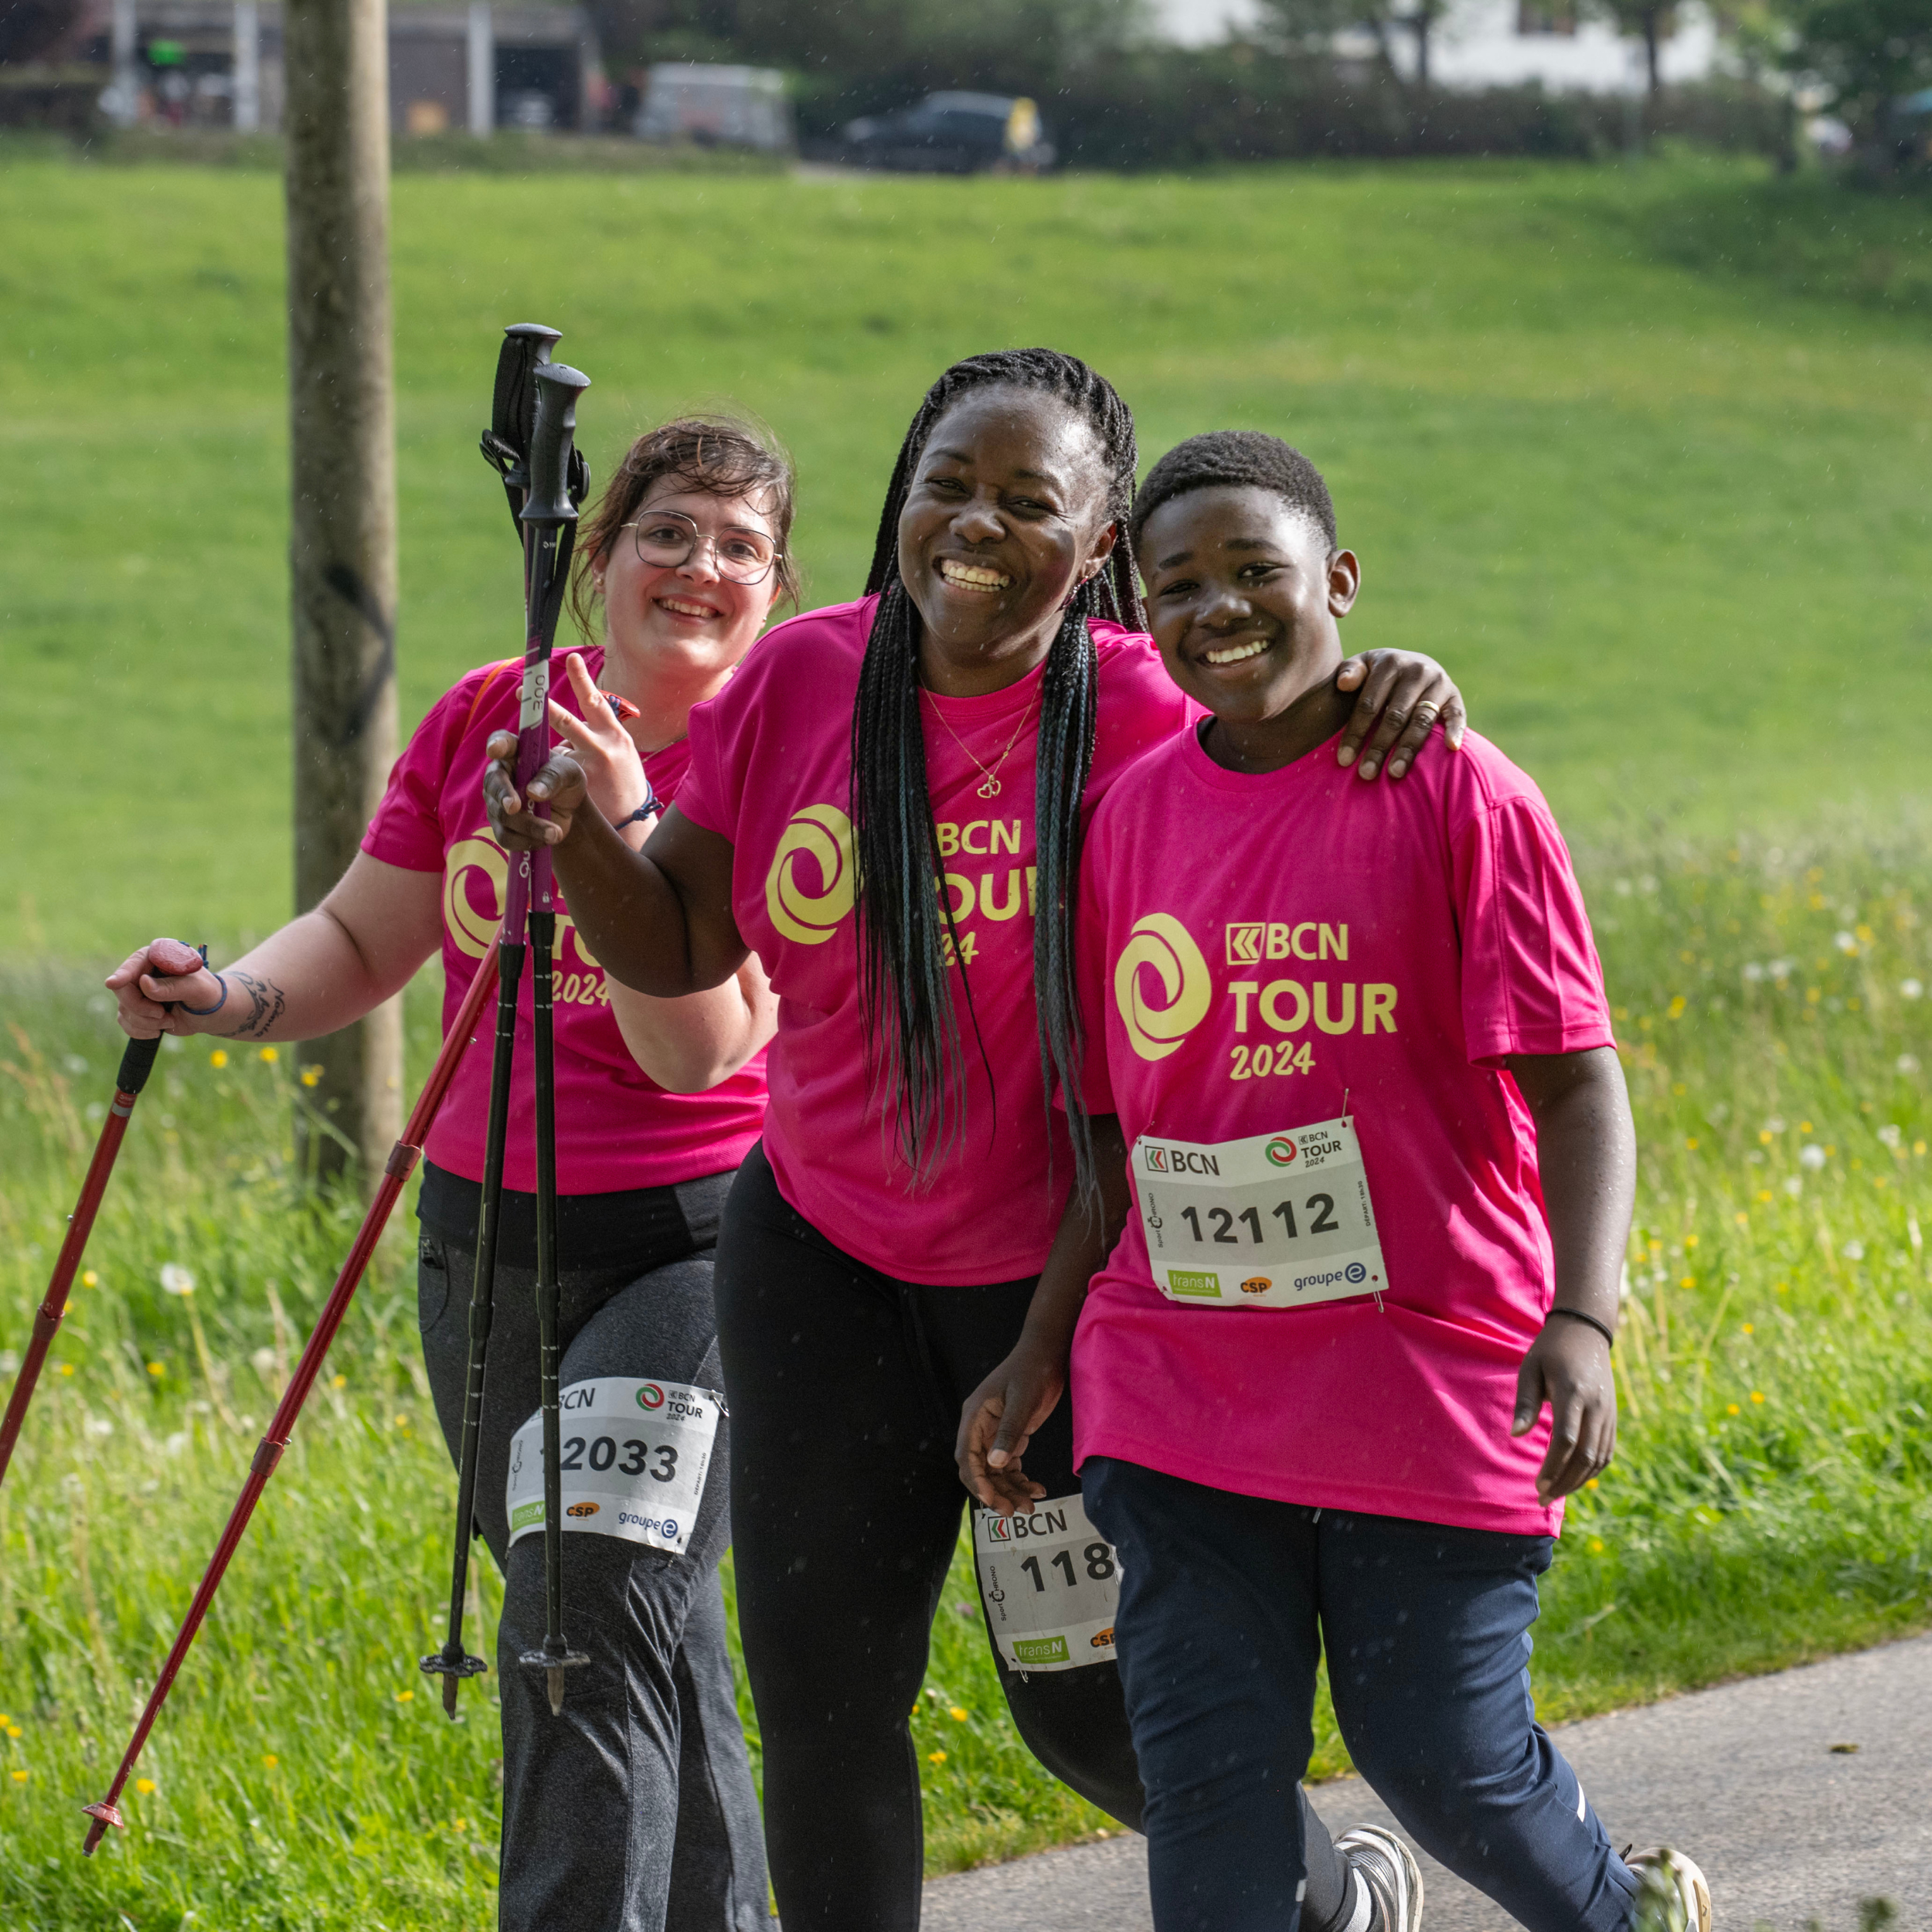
[80,948,501,1853]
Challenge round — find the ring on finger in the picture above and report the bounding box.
[1413,702,1440,726]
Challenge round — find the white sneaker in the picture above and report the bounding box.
[1626,1847,1713,1932]
[1335,1824,1424,1932]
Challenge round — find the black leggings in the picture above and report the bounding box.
[715,1143,1346,1932]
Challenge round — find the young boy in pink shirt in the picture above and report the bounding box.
[959,432,1711,1932]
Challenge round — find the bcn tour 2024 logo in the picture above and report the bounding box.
[764,804,855,944]
[1115,913,1400,1063]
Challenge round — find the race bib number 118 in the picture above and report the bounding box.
[975,1493,1122,1674]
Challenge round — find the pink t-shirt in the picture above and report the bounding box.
[676,597,1192,1285]
[362,647,767,1195]
[1071,723,1614,1536]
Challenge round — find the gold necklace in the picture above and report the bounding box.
[923,682,1041,800]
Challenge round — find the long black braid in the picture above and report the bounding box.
[849,349,1145,1191]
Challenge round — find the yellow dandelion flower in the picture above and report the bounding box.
[1587,1538,1605,1553]
[1775,1281,1788,1293]
[949,1706,969,1722]
[1685,1235,1699,1249]
[10,1769,26,1784]
[1758,1130,1774,1145]
[1757,1190,1773,1204]
[927,1750,947,1764]
[258,1046,279,1063]
[1679,1276,1696,1289]
[301,1065,323,1087]
[58,1363,74,1377]
[331,1374,347,1389]
[262,1754,279,1768]
[1750,1391,1766,1404]
[147,1362,165,1378]
[209,1049,229,1069]
[1584,1478,1599,1491]
[1733,1213,1749,1227]
[1685,1138,1699,1151]
[1743,1323,1754,1335]
[81,1270,97,1287]
[1727,1403,1740,1416]
[454,1818,468,1833]
[6,1726,20,1739]
[0,1715,9,1726]
[136,1778,156,1794]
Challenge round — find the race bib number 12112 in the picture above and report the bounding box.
[1133,1114,1386,1310]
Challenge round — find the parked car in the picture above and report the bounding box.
[636,63,792,152]
[842,92,1052,174]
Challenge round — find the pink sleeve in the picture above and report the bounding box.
[362,680,474,873]
[672,690,733,840]
[1071,821,1119,1118]
[1453,794,1613,1066]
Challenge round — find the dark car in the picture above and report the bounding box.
[842,91,1053,174]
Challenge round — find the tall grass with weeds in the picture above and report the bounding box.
[0,827,1927,1921]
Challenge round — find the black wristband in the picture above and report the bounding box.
[1546,1305,1614,1349]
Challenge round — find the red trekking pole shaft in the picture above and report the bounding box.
[0,1033,165,1489]
[80,947,501,1854]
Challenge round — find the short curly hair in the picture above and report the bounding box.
[1129,430,1336,555]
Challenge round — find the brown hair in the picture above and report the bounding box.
[568,412,801,640]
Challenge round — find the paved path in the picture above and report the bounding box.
[922,1634,1932,1932]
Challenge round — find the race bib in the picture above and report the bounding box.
[975,1494,1122,1674]
[1133,1114,1387,1310]
[505,1378,719,1557]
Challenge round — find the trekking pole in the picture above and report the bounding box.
[80,945,501,1854]
[419,330,590,1716]
[1,947,206,1491]
[508,357,593,1717]
[418,908,524,1712]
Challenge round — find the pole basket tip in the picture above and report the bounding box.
[81,1799,124,1853]
[519,1645,588,1716]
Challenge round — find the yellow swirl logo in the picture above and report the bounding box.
[444,836,509,961]
[765,804,855,946]
[443,831,596,967]
[1115,913,1210,1061]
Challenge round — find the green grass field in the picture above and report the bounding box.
[1,153,1929,959]
[1,148,1930,1927]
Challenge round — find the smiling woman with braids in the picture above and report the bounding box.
[488,349,1467,1932]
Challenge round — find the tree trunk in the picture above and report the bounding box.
[284,0,402,1188]
[1644,10,1661,95]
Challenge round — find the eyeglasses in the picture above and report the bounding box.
[622,509,781,586]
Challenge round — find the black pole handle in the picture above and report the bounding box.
[114,1034,163,1097]
[522,363,590,529]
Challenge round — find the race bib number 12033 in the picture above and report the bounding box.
[506,1379,719,1557]
[1133,1114,1387,1309]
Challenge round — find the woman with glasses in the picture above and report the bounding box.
[106,416,793,1932]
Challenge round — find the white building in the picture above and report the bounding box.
[1146,0,1723,92]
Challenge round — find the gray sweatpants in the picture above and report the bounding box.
[418,1172,770,1932]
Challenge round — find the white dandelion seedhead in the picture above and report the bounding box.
[1784,1177,1804,1198]
[1834,930,1858,955]
[1842,1240,1866,1261]
[159,1264,196,1296]
[1900,978,1923,1001]
[1877,1124,1903,1150]
[1799,1145,1828,1171]
[1899,1054,1921,1075]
